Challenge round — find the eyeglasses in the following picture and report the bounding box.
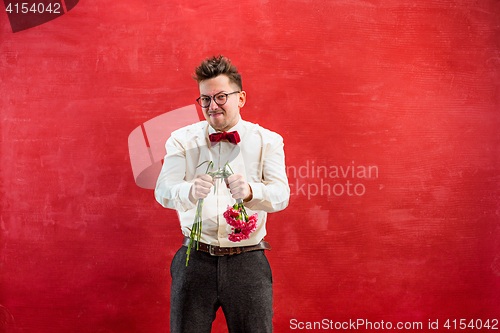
[196,91,240,108]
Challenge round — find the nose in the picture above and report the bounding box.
[208,97,219,111]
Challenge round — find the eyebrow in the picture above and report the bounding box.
[200,91,228,97]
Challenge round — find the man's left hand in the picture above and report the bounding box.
[226,174,253,202]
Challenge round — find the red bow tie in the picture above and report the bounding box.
[209,131,241,145]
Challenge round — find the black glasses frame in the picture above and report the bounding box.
[196,91,240,108]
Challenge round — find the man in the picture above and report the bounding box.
[155,55,290,333]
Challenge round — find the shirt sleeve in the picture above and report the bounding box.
[154,133,197,212]
[245,134,290,213]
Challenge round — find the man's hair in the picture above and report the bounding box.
[193,55,242,90]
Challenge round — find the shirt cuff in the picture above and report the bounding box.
[177,182,197,211]
[245,182,264,204]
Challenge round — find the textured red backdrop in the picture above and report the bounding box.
[1,1,499,332]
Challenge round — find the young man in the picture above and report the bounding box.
[155,55,290,333]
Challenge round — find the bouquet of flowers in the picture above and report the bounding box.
[186,162,258,266]
[224,202,258,242]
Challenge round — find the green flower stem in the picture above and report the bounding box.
[234,199,248,222]
[186,198,204,266]
[186,161,213,266]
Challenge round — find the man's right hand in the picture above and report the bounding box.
[189,174,214,203]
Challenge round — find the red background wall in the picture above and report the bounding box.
[1,1,499,332]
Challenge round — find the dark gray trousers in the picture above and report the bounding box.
[170,245,273,333]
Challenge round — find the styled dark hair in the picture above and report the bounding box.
[193,55,242,90]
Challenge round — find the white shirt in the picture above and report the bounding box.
[155,116,290,247]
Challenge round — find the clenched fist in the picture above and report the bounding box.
[189,174,214,203]
[226,174,253,202]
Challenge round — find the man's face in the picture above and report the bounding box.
[198,75,246,132]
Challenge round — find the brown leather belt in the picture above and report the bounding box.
[182,236,271,256]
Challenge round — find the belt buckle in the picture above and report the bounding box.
[209,245,224,256]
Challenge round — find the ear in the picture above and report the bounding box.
[238,91,246,108]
